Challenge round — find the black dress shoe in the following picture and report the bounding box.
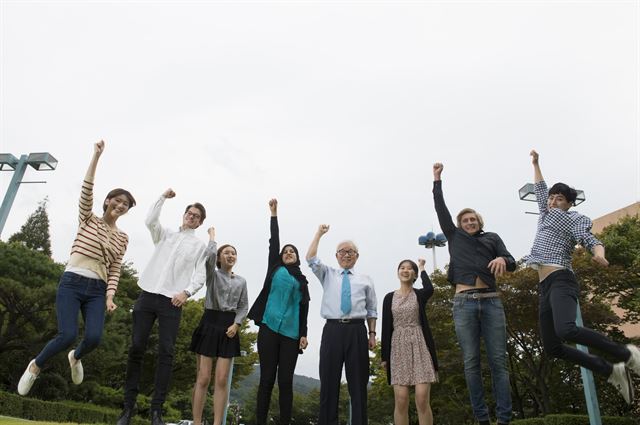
[116,408,134,425]
[150,410,165,425]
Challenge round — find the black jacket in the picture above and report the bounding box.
[433,180,516,290]
[381,270,438,385]
[248,216,310,340]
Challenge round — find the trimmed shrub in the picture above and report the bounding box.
[22,397,70,421]
[513,418,546,425]
[0,391,22,417]
[0,390,148,424]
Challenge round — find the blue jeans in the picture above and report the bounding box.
[35,272,107,367]
[453,295,512,424]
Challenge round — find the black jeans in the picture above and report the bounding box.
[123,291,182,411]
[256,325,300,425]
[539,269,630,376]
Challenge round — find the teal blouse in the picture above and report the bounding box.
[263,266,301,339]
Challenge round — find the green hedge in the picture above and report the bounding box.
[0,390,151,425]
[513,414,639,425]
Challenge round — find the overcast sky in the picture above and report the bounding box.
[1,0,638,380]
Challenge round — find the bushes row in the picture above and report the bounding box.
[0,390,151,425]
[513,414,639,425]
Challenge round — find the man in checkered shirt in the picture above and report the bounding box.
[526,150,640,405]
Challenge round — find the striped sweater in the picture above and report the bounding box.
[67,180,129,294]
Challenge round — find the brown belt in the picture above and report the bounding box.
[454,291,500,299]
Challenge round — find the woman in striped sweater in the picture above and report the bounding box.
[18,140,135,396]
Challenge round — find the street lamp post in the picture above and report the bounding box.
[418,231,447,270]
[222,350,248,425]
[0,152,58,237]
[518,184,602,425]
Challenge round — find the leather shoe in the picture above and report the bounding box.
[116,407,134,425]
[151,410,165,425]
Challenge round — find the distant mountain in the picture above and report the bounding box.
[230,367,320,402]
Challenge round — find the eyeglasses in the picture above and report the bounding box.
[186,211,201,220]
[337,249,358,257]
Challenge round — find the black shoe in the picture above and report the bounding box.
[116,408,134,425]
[150,410,165,425]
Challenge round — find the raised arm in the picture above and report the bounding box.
[530,150,543,183]
[268,199,281,266]
[306,224,329,261]
[85,140,104,184]
[79,141,104,222]
[432,163,456,236]
[530,150,549,214]
[146,188,174,244]
[418,258,434,299]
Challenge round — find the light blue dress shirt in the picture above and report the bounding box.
[307,256,377,320]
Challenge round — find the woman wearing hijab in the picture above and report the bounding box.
[248,199,310,425]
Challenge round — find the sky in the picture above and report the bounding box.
[1,0,638,380]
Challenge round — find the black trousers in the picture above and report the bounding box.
[539,269,630,377]
[318,321,369,425]
[256,325,300,425]
[123,291,182,411]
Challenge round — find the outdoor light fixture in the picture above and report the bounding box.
[418,231,447,270]
[26,152,58,170]
[0,151,58,236]
[518,183,585,206]
[0,153,19,170]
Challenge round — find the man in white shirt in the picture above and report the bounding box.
[306,224,377,425]
[117,189,207,425]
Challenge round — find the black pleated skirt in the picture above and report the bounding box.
[189,310,240,358]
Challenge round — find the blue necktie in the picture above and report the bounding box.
[341,269,352,315]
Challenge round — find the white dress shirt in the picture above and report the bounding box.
[137,196,207,298]
[308,256,377,320]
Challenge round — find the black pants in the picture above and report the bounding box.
[539,269,630,377]
[123,291,182,411]
[256,325,300,425]
[318,321,369,425]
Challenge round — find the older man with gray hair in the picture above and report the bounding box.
[306,224,377,425]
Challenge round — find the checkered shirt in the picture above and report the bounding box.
[525,180,602,270]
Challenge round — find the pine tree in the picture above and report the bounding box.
[8,198,52,257]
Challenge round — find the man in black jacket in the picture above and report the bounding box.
[433,163,515,425]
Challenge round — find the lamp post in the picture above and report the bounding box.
[222,350,248,425]
[518,184,601,425]
[0,152,58,237]
[418,231,447,270]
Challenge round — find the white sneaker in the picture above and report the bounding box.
[17,359,38,396]
[68,350,84,385]
[608,362,634,405]
[626,344,640,376]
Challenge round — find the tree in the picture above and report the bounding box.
[0,240,61,394]
[8,198,52,257]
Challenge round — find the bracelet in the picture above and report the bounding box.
[183,289,192,297]
[369,331,376,335]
